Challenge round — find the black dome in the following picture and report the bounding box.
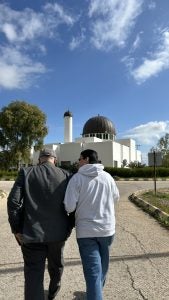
[82,115,116,136]
[64,110,73,117]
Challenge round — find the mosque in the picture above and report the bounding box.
[32,111,141,167]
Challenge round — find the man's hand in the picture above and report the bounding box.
[14,233,23,245]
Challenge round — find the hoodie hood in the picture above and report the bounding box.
[78,164,104,177]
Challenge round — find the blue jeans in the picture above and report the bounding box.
[77,235,114,300]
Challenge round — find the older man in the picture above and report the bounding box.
[7,148,72,300]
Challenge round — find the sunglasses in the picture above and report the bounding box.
[78,157,84,161]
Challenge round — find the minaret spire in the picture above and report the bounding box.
[63,110,73,143]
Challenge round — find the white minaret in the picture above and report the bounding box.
[64,110,73,143]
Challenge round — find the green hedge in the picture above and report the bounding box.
[1,167,169,180]
[104,167,169,178]
[0,170,18,180]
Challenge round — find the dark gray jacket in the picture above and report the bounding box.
[7,162,72,243]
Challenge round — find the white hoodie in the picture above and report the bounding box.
[64,164,119,238]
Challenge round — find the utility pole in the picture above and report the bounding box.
[153,150,157,195]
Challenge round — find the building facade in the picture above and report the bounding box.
[32,112,141,167]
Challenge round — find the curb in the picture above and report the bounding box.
[129,190,169,229]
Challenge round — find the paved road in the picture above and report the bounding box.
[0,181,169,300]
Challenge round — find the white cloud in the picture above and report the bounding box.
[131,29,169,83]
[121,55,135,69]
[43,3,74,26]
[0,2,75,90]
[132,35,141,50]
[0,5,44,43]
[2,23,17,42]
[0,47,46,89]
[148,2,156,10]
[122,121,169,146]
[69,29,86,50]
[122,120,169,164]
[0,3,75,44]
[69,36,83,50]
[130,32,142,52]
[88,0,143,50]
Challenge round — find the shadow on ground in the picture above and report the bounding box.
[73,291,86,299]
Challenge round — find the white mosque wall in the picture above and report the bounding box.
[75,136,103,143]
[117,138,139,163]
[130,139,137,162]
[120,144,130,165]
[112,142,121,167]
[79,139,141,167]
[116,139,138,163]
[117,138,134,147]
[80,140,131,167]
[136,150,142,163]
[32,139,141,167]
[59,142,82,165]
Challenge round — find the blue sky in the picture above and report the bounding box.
[0,0,169,164]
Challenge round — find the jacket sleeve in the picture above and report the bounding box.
[7,168,25,234]
[112,179,120,203]
[64,174,79,213]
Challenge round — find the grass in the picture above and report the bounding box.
[138,189,169,229]
[141,189,169,215]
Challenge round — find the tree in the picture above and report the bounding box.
[157,133,169,156]
[122,159,128,168]
[162,153,169,167]
[0,100,48,169]
[149,133,169,167]
[128,161,146,168]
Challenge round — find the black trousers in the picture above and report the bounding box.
[21,241,65,300]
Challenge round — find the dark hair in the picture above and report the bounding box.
[80,149,98,164]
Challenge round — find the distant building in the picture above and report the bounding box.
[32,111,142,167]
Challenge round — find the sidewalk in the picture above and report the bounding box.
[1,181,169,299]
